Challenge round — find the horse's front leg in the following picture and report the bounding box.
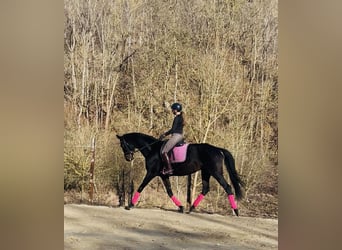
[127,172,155,210]
[161,176,184,213]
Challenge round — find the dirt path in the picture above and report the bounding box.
[64,204,278,249]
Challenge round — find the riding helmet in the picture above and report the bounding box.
[171,102,182,112]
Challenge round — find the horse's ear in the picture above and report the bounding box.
[116,135,122,139]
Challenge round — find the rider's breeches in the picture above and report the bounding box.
[161,133,183,154]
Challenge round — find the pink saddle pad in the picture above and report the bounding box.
[170,144,189,163]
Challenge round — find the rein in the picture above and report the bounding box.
[132,140,160,153]
[121,138,160,159]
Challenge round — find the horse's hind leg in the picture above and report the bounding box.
[161,176,184,213]
[212,173,239,216]
[189,172,210,213]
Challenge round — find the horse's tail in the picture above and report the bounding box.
[222,149,244,200]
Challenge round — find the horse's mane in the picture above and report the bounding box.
[124,132,158,142]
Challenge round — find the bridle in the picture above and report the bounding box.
[120,137,160,161]
[120,138,136,160]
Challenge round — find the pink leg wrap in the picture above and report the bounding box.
[132,192,140,205]
[171,195,182,207]
[193,194,205,208]
[228,194,238,209]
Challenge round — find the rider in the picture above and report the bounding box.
[159,102,185,175]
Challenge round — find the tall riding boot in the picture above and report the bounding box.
[162,152,173,175]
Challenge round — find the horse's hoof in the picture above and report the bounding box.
[233,208,239,216]
[189,205,195,213]
[178,206,184,213]
[125,204,134,210]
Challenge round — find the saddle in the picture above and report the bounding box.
[162,140,189,163]
[169,143,189,163]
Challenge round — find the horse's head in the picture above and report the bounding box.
[116,135,135,161]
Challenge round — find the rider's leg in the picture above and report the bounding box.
[161,133,183,175]
[161,152,173,175]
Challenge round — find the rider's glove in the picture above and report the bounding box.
[159,134,166,140]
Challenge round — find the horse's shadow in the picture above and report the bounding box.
[125,205,214,215]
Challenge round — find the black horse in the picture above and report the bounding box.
[116,132,244,216]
